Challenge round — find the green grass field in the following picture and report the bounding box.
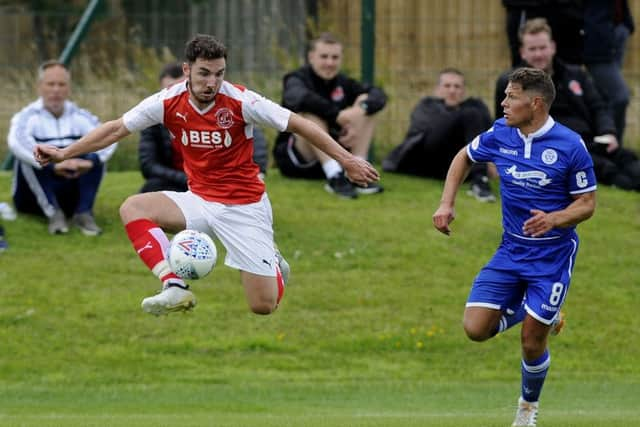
[0,170,638,426]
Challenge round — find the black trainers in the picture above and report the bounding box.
[324,172,358,199]
[354,181,384,195]
[467,176,496,203]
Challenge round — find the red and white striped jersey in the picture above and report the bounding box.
[123,80,291,204]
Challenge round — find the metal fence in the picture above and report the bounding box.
[320,0,640,153]
[1,0,639,169]
[0,0,310,168]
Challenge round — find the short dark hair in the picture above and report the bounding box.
[159,62,183,81]
[184,34,227,64]
[309,32,342,52]
[438,67,465,82]
[508,67,556,107]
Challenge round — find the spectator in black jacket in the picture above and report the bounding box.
[383,68,496,202]
[501,0,583,67]
[584,0,634,144]
[495,18,640,191]
[138,63,188,193]
[139,63,269,193]
[273,32,387,199]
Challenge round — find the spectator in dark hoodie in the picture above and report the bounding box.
[383,68,495,202]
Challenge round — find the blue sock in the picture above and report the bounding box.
[521,349,550,402]
[493,303,526,335]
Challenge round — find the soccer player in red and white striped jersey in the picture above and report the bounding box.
[35,34,379,316]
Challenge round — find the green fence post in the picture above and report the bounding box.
[2,1,103,170]
[58,0,102,66]
[361,0,375,85]
[361,0,376,162]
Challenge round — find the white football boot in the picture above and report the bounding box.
[141,282,196,316]
[275,249,290,285]
[512,397,539,426]
[550,311,565,336]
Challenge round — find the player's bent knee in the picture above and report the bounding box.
[463,321,492,342]
[242,273,279,315]
[463,307,500,341]
[119,196,137,223]
[249,300,277,315]
[120,194,151,223]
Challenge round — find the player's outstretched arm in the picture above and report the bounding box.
[34,118,130,166]
[286,112,379,186]
[523,191,596,237]
[432,147,473,235]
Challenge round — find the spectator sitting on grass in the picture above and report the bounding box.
[383,68,496,202]
[273,32,387,199]
[8,60,117,235]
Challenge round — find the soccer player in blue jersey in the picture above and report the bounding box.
[433,67,596,427]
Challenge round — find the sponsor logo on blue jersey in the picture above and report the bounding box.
[468,117,596,241]
[505,165,552,186]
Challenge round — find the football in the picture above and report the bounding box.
[167,229,217,279]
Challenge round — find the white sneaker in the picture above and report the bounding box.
[141,284,196,316]
[275,249,290,285]
[512,397,539,426]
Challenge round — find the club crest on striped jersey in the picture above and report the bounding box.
[215,108,234,129]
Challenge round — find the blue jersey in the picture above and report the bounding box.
[467,117,596,242]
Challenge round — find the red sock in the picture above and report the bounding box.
[275,265,285,305]
[124,218,180,283]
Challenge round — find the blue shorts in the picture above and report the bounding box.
[466,234,579,325]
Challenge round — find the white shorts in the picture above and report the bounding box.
[163,191,277,277]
